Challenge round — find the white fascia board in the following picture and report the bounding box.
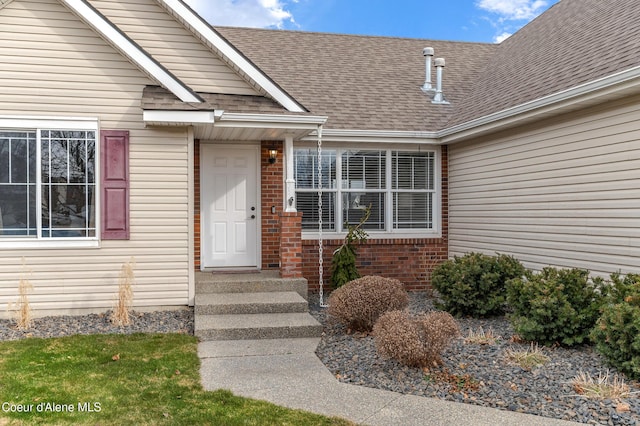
[299,128,440,144]
[143,110,217,125]
[59,0,202,104]
[216,112,327,129]
[157,0,306,113]
[0,115,98,129]
[440,65,640,143]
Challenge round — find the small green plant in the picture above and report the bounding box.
[504,343,550,370]
[330,206,370,288]
[111,258,135,326]
[571,370,634,399]
[373,310,460,367]
[327,276,408,332]
[431,252,525,317]
[506,267,605,346]
[464,326,499,345]
[591,273,640,379]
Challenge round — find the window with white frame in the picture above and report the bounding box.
[0,126,96,239]
[294,147,438,233]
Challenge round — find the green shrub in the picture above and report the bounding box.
[591,273,640,379]
[431,252,525,317]
[506,267,605,346]
[373,310,460,367]
[327,276,408,332]
[330,206,370,288]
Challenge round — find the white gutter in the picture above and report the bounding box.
[143,110,218,125]
[440,64,640,143]
[300,128,440,144]
[59,0,202,104]
[157,0,306,113]
[216,112,327,129]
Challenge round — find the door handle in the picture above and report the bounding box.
[250,215,256,219]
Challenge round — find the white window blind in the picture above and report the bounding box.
[294,147,437,234]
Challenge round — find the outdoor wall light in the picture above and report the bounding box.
[268,148,278,164]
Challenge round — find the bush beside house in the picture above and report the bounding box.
[430,253,525,317]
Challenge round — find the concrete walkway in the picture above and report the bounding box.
[199,338,582,426]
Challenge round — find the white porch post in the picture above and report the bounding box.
[284,134,297,212]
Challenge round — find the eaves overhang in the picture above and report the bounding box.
[59,0,203,104]
[143,110,327,141]
[439,65,640,144]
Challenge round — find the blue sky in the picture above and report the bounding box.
[184,0,558,43]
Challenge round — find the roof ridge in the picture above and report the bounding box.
[213,25,495,46]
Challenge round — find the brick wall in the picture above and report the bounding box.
[302,145,449,292]
[260,141,284,270]
[279,212,303,278]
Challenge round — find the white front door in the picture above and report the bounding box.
[201,144,259,268]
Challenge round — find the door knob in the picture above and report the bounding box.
[251,215,256,219]
[251,206,256,211]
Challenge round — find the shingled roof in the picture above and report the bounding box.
[449,0,640,127]
[216,27,496,132]
[214,0,640,133]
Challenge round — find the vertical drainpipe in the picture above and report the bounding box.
[432,57,449,104]
[421,47,435,93]
[284,134,296,212]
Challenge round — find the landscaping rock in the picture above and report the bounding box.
[311,293,640,425]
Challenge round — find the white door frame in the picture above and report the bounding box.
[200,143,261,270]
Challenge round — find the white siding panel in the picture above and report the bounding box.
[0,0,192,316]
[88,0,260,95]
[449,95,640,276]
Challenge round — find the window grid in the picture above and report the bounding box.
[0,128,96,239]
[294,148,437,233]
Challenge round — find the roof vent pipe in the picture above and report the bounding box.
[432,57,449,104]
[421,47,435,92]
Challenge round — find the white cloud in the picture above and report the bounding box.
[185,0,296,29]
[476,0,548,21]
[476,0,549,43]
[493,31,512,43]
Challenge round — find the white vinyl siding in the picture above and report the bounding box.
[448,95,640,276]
[0,0,191,315]
[88,0,260,96]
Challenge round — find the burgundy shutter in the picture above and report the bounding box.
[101,130,130,240]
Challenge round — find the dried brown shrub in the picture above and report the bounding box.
[8,258,33,330]
[327,276,408,332]
[373,310,460,367]
[110,258,135,326]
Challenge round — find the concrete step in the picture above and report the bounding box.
[198,337,321,358]
[195,312,323,341]
[195,291,309,315]
[196,272,308,300]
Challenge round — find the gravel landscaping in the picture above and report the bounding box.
[0,309,194,341]
[310,293,640,425]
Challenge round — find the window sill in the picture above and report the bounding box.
[0,239,100,250]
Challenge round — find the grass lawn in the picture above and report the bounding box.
[0,333,354,425]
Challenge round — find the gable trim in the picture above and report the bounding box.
[157,0,306,113]
[58,0,203,104]
[0,0,15,11]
